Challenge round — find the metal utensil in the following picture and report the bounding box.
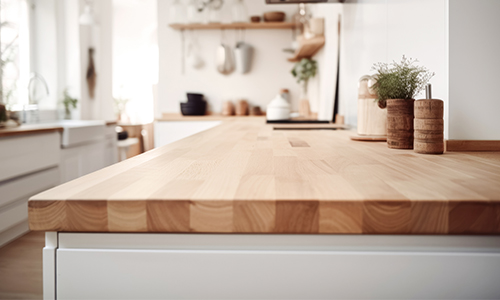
[234,29,253,74]
[216,30,235,75]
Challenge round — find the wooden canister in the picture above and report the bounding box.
[235,100,249,116]
[250,106,262,116]
[222,101,235,116]
[414,99,444,154]
[386,99,414,149]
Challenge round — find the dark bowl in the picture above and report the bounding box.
[250,16,261,23]
[180,101,206,116]
[187,93,204,103]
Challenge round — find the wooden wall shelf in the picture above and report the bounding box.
[169,22,295,30]
[288,36,326,62]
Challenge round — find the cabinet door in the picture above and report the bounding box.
[56,248,500,300]
[154,121,221,148]
[0,132,60,182]
[60,140,113,183]
[0,167,59,246]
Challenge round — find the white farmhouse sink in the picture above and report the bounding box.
[41,120,108,148]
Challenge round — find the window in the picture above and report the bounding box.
[0,0,30,110]
[112,0,158,124]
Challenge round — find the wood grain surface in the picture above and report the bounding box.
[0,124,63,138]
[447,140,500,152]
[386,99,415,149]
[28,117,500,234]
[414,100,444,154]
[169,22,296,30]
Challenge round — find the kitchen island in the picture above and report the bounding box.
[29,117,500,299]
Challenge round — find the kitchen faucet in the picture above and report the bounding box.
[25,72,50,123]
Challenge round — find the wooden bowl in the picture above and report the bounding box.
[263,11,285,23]
[250,16,261,23]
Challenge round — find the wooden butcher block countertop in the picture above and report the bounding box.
[0,123,64,138]
[29,117,500,234]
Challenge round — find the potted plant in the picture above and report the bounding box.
[372,56,434,149]
[291,58,317,117]
[62,89,78,120]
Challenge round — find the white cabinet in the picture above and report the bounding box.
[59,125,118,183]
[0,124,118,246]
[53,233,500,300]
[154,121,221,148]
[0,132,60,182]
[0,133,60,246]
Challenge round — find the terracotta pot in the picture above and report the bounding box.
[386,99,414,149]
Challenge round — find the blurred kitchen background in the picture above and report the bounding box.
[1,0,499,248]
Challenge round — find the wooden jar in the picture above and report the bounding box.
[222,101,235,116]
[235,100,249,116]
[414,99,444,154]
[386,99,415,149]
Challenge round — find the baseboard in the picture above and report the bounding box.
[0,220,29,248]
[446,140,500,152]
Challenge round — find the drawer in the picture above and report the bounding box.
[56,247,500,300]
[0,167,59,208]
[0,132,60,182]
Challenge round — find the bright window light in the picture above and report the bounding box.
[112,0,158,124]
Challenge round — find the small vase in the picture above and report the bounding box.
[386,99,414,149]
[231,0,247,23]
[64,109,72,120]
[299,80,311,117]
[168,0,187,24]
[187,0,202,24]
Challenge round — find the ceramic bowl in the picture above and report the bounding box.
[180,101,206,116]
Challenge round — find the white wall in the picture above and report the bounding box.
[448,0,500,140]
[32,0,59,110]
[56,0,81,119]
[340,0,448,136]
[78,0,114,121]
[28,0,114,121]
[309,4,342,121]
[340,0,500,140]
[157,0,301,115]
